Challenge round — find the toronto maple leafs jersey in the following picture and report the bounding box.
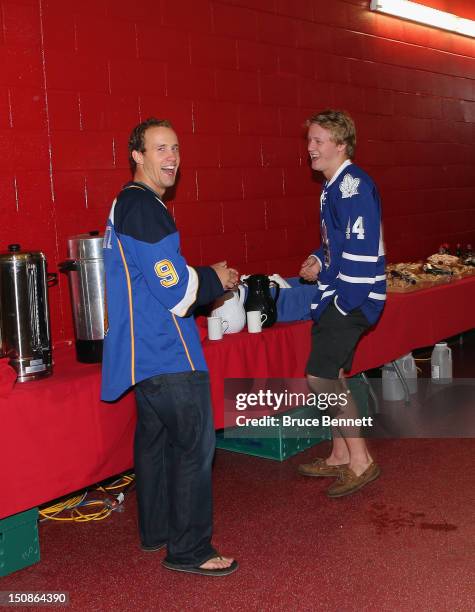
[101,182,224,401]
[311,160,386,324]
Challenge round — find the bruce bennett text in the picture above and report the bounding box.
[235,416,374,427]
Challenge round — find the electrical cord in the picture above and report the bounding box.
[39,473,135,523]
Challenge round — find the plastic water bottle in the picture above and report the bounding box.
[431,342,453,384]
[395,353,418,394]
[382,364,405,401]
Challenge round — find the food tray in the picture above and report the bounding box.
[387,271,474,293]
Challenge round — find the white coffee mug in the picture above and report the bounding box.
[246,310,268,333]
[207,316,229,340]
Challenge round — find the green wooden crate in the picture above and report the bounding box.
[0,508,40,577]
[216,375,369,461]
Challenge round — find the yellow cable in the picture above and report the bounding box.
[39,473,136,522]
[103,482,130,491]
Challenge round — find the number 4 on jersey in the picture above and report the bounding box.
[346,216,365,240]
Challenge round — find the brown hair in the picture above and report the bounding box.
[128,117,174,172]
[307,109,356,159]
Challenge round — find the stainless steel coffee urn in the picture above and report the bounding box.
[0,244,53,382]
[59,231,105,363]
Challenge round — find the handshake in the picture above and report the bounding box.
[299,255,321,282]
[211,261,239,290]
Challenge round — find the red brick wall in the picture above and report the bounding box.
[1,0,474,343]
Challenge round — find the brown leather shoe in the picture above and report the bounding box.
[298,457,349,478]
[326,462,381,497]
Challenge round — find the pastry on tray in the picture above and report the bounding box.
[386,253,475,291]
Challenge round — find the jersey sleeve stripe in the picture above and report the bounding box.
[342,252,378,262]
[170,266,199,316]
[338,272,376,284]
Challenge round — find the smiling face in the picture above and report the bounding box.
[307,122,348,181]
[132,126,180,196]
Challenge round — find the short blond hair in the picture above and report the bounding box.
[307,109,356,159]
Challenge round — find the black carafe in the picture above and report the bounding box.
[243,274,280,328]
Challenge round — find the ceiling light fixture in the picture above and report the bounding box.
[370,0,475,38]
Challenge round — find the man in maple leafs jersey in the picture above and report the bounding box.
[298,110,386,498]
[101,118,238,576]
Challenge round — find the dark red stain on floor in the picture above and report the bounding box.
[420,522,458,532]
[369,502,457,534]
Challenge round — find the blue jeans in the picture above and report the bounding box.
[134,370,216,566]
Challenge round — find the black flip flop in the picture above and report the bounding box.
[162,557,238,577]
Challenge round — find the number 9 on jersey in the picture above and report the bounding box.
[154,259,179,287]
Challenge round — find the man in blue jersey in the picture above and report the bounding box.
[297,110,386,497]
[101,118,238,576]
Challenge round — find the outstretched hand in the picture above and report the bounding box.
[211,261,239,290]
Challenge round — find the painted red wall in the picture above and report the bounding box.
[1,0,474,343]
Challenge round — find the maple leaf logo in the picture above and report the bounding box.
[339,173,360,199]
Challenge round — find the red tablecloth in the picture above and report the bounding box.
[1,349,136,520]
[351,276,475,373]
[2,276,475,519]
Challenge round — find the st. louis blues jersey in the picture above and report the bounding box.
[101,182,223,401]
[311,160,386,324]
